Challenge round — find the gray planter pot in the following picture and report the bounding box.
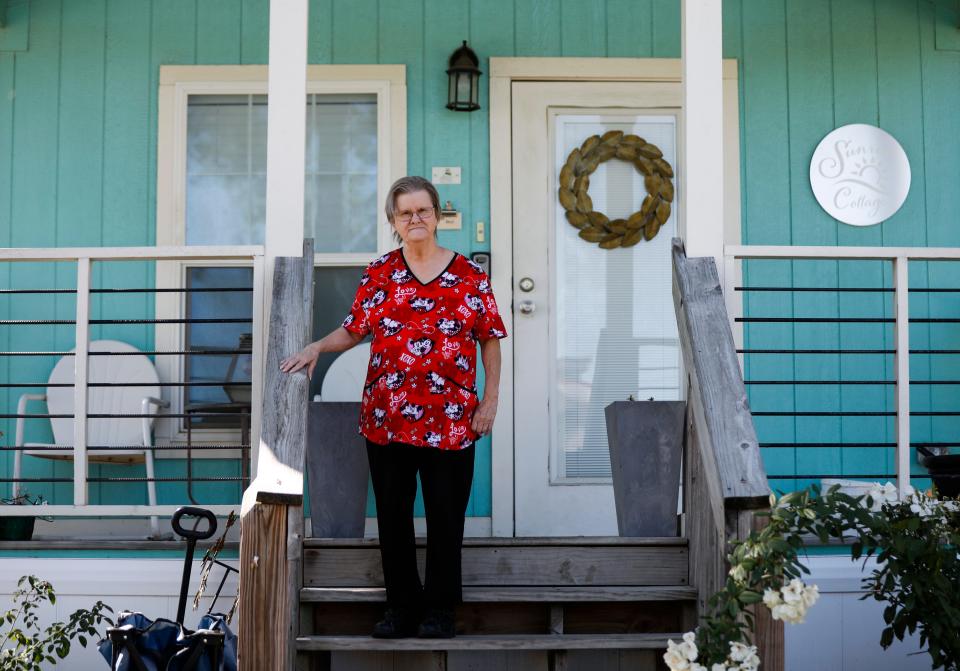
[604,400,686,537]
[306,402,369,538]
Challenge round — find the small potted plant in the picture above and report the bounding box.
[0,492,48,541]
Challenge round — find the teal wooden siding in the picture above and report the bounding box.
[1,0,959,512]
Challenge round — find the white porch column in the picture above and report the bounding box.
[681,0,725,270]
[251,0,309,480]
[265,0,308,261]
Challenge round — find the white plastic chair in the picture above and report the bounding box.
[318,343,371,401]
[13,340,169,536]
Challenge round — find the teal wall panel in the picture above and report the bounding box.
[606,0,652,58]
[333,0,377,64]
[0,52,13,491]
[560,0,605,57]
[2,0,960,509]
[239,0,268,64]
[197,0,243,64]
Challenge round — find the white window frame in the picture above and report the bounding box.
[155,65,406,449]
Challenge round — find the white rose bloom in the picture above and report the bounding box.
[729,642,755,662]
[780,580,803,604]
[678,641,698,662]
[711,665,727,671]
[729,564,747,583]
[681,632,699,661]
[773,602,805,624]
[763,588,781,609]
[801,584,820,609]
[664,640,692,671]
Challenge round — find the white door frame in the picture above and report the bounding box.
[488,57,742,537]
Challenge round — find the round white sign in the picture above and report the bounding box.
[809,124,911,226]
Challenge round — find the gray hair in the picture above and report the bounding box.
[385,176,441,244]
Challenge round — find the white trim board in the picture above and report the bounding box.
[487,57,742,537]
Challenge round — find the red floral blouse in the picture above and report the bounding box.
[341,248,508,450]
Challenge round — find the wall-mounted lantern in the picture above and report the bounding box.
[446,41,481,112]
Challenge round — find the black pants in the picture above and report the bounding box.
[365,440,475,611]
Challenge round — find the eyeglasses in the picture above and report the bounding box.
[395,208,436,225]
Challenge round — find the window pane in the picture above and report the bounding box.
[305,94,378,253]
[187,95,267,245]
[185,267,254,429]
[186,93,378,252]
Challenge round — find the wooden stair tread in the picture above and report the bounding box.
[296,633,681,651]
[303,536,686,548]
[301,585,697,603]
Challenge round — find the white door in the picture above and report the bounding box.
[512,81,683,536]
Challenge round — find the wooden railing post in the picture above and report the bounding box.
[238,239,313,671]
[672,238,782,671]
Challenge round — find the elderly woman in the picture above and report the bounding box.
[280,176,506,639]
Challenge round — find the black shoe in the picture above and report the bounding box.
[372,607,420,638]
[416,608,456,638]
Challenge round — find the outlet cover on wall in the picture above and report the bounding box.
[432,167,461,184]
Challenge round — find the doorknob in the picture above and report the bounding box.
[518,300,536,315]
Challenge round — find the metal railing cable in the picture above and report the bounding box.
[726,246,960,494]
[0,246,264,515]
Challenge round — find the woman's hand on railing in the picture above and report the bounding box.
[279,344,319,379]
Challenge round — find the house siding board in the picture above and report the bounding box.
[2,0,959,506]
[514,0,561,58]
[0,53,11,492]
[785,0,841,489]
[605,0,652,58]
[378,0,423,175]
[332,0,377,64]
[466,1,514,520]
[920,0,960,480]
[58,0,108,501]
[8,0,62,501]
[876,0,930,482]
[308,0,333,64]
[197,0,243,65]
[651,0,680,58]
[425,0,470,251]
[240,0,268,64]
[830,0,890,484]
[560,0,606,58]
[739,1,796,482]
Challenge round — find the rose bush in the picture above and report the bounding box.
[665,484,960,670]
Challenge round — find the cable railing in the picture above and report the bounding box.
[0,246,265,523]
[726,245,960,495]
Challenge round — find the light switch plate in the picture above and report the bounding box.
[432,166,461,184]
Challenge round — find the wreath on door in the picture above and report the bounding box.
[558,131,675,249]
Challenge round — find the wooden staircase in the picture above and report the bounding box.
[295,536,694,670]
[238,240,781,670]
